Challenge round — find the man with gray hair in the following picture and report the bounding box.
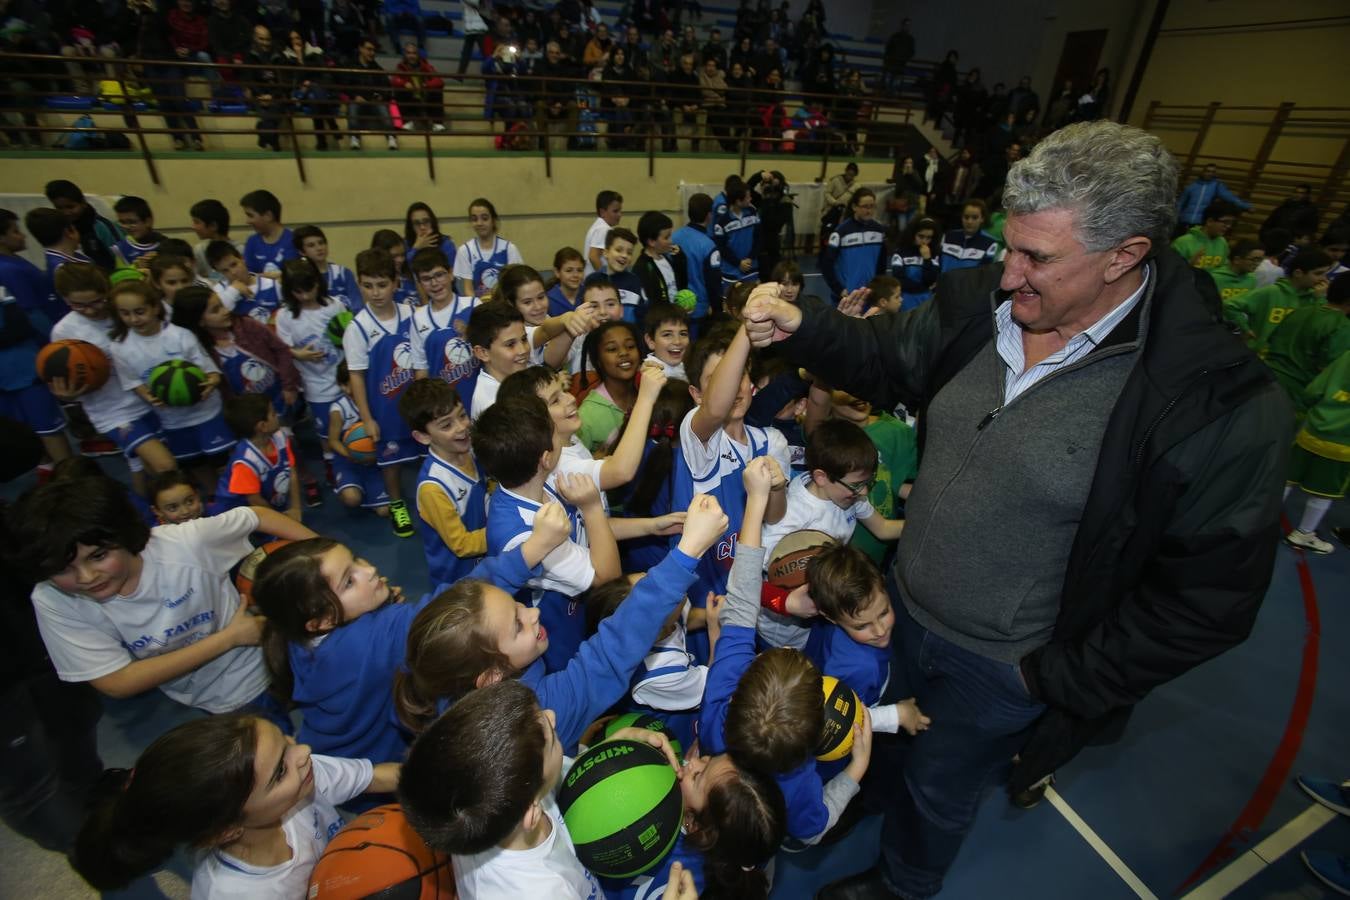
[742,121,1291,899]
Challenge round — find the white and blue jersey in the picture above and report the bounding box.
[453,236,523,297]
[610,270,646,324]
[598,831,704,900]
[114,235,161,267]
[671,224,721,321]
[410,296,481,409]
[216,343,284,413]
[216,431,293,511]
[940,229,998,272]
[51,311,162,456]
[487,482,593,674]
[713,203,760,284]
[820,217,887,299]
[321,262,362,313]
[243,228,297,276]
[329,394,390,507]
[342,303,416,444]
[891,246,941,310]
[417,447,488,587]
[216,277,281,326]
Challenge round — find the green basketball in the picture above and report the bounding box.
[673,288,698,311]
[147,359,208,407]
[558,739,682,879]
[603,713,683,761]
[327,310,354,348]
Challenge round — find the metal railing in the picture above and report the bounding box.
[0,51,928,185]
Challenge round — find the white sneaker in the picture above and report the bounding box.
[386,135,399,150]
[431,122,446,132]
[1286,529,1335,554]
[401,121,416,131]
[349,136,361,149]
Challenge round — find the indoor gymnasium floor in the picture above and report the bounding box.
[2,365,1347,900]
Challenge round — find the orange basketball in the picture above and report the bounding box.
[766,529,837,590]
[36,339,110,392]
[309,804,456,900]
[342,421,378,465]
[234,539,292,604]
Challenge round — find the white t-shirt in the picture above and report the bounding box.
[554,437,609,512]
[583,216,611,276]
[108,322,224,430]
[50,311,153,433]
[273,303,346,402]
[471,370,501,421]
[31,507,271,713]
[1254,258,1283,289]
[498,486,595,598]
[643,352,686,381]
[453,792,599,900]
[190,755,373,900]
[654,256,677,300]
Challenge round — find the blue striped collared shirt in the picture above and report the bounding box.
[994,267,1150,403]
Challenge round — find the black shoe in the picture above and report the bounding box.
[815,867,901,900]
[1334,527,1350,549]
[1010,774,1054,810]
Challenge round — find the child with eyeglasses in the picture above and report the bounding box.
[757,418,905,651]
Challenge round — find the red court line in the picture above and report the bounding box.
[1173,530,1321,894]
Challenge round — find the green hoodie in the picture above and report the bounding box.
[1298,350,1350,457]
[1264,304,1350,413]
[1222,278,1323,354]
[1171,226,1229,271]
[1208,264,1255,303]
[850,412,918,565]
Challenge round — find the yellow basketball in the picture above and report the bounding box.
[816,675,863,762]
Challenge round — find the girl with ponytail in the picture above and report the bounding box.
[72,714,399,896]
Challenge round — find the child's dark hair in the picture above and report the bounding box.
[583,575,635,636]
[595,189,623,212]
[806,418,878,481]
[394,579,511,732]
[1230,238,1262,260]
[725,177,751,205]
[581,273,618,306]
[72,714,261,890]
[902,216,941,247]
[280,257,328,316]
[806,543,885,621]
[498,365,561,406]
[724,282,755,319]
[642,301,689,336]
[158,237,194,260]
[625,378,693,516]
[465,300,525,351]
[403,201,440,247]
[149,254,194,285]
[54,261,110,298]
[50,456,108,483]
[291,224,326,253]
[44,179,85,204]
[168,285,219,358]
[399,377,464,434]
[1202,200,1237,224]
[410,246,451,277]
[240,189,281,221]
[1289,248,1332,274]
[24,207,69,247]
[355,247,396,280]
[768,259,803,287]
[107,282,164,341]
[687,192,713,224]
[866,274,901,304]
[687,762,786,900]
[371,227,406,256]
[685,327,735,390]
[553,246,584,272]
[471,396,553,488]
[206,238,243,269]
[637,211,674,247]
[962,197,989,217]
[252,538,343,705]
[725,648,823,773]
[189,198,229,236]
[582,320,642,385]
[1260,228,1291,258]
[493,263,546,307]
[113,195,152,221]
[147,469,197,507]
[6,478,152,583]
[468,197,500,225]
[0,208,17,233]
[222,393,273,439]
[399,679,547,853]
[604,226,638,250]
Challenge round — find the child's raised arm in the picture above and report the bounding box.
[252,506,320,542]
[598,363,666,489]
[689,325,753,444]
[554,471,621,586]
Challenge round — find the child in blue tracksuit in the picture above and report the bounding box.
[397,494,728,753]
[249,524,556,766]
[713,178,761,291]
[698,457,873,845]
[941,199,998,272]
[673,194,723,331]
[820,189,887,303]
[891,216,942,310]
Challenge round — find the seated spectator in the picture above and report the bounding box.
[116,0,206,151]
[243,24,285,151]
[282,29,337,151]
[54,1,118,95]
[726,61,754,145]
[666,54,702,152]
[698,57,734,152]
[534,40,579,144]
[208,0,254,70]
[621,24,650,71]
[346,36,398,150]
[391,41,446,132]
[756,38,786,81]
[601,46,633,110]
[554,20,585,66]
[800,43,836,97]
[583,22,614,71]
[730,35,755,75]
[166,0,212,69]
[652,29,680,79]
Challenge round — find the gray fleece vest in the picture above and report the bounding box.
[895,303,1146,663]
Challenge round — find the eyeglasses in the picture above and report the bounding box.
[832,474,877,497]
[411,218,433,227]
[418,270,450,283]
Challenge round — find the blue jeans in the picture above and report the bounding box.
[872,587,1046,898]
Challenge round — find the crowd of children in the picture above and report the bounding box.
[4,167,1343,900]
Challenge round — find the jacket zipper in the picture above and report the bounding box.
[1132,359,1244,466]
[977,343,1137,431]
